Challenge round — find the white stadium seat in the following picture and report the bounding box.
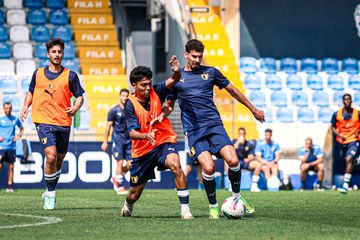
[4,0,23,9]
[0,60,15,75]
[13,43,33,59]
[7,9,26,25]
[16,59,36,75]
[10,25,30,42]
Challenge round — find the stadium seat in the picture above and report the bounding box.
[342,58,359,74]
[7,9,26,25]
[354,91,360,106]
[286,74,302,90]
[39,59,50,68]
[31,25,50,42]
[0,26,8,42]
[64,42,76,59]
[2,94,21,111]
[270,90,287,107]
[312,91,329,107]
[307,74,323,90]
[77,112,91,130]
[0,43,11,59]
[34,43,47,59]
[239,57,257,74]
[249,90,266,107]
[332,91,344,106]
[317,107,334,123]
[297,107,315,123]
[321,58,338,74]
[348,74,360,90]
[327,74,344,90]
[259,57,277,73]
[63,60,80,72]
[244,74,261,90]
[20,77,31,92]
[0,60,15,75]
[27,9,47,25]
[24,0,43,9]
[301,58,318,74]
[265,74,282,90]
[10,26,29,42]
[0,77,18,94]
[291,91,308,107]
[280,58,297,74]
[46,0,65,9]
[13,43,33,59]
[16,59,36,75]
[4,0,22,8]
[264,108,273,123]
[0,9,4,24]
[276,107,293,123]
[53,26,72,42]
[49,10,68,25]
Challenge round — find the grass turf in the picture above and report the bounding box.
[0,189,359,240]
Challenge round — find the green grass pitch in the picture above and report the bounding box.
[0,189,359,240]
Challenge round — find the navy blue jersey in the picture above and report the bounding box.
[124,82,170,132]
[107,105,130,143]
[233,140,255,161]
[29,67,85,97]
[167,66,230,133]
[331,109,360,127]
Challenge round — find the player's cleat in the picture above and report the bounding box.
[116,186,128,195]
[339,187,348,194]
[209,206,220,219]
[121,202,133,217]
[43,193,56,210]
[240,196,255,214]
[181,210,194,220]
[5,187,14,193]
[250,185,261,192]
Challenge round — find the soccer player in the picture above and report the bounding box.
[101,88,132,195]
[255,129,281,182]
[231,127,262,192]
[331,93,360,194]
[120,56,193,219]
[0,102,24,192]
[20,38,85,209]
[298,137,324,191]
[165,39,265,219]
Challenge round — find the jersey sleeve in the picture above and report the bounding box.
[16,117,23,128]
[255,142,262,155]
[153,81,171,104]
[69,71,85,98]
[274,143,281,153]
[166,87,178,101]
[315,146,323,157]
[298,147,305,158]
[107,108,116,122]
[28,70,38,95]
[124,99,140,132]
[248,142,255,155]
[213,68,230,89]
[331,112,337,127]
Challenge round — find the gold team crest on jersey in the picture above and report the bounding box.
[131,176,139,184]
[190,147,196,157]
[201,73,209,80]
[41,137,47,144]
[114,152,119,158]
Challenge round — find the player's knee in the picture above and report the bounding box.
[226,158,239,168]
[45,154,57,164]
[202,164,215,175]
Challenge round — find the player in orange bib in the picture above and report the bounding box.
[331,93,360,194]
[120,56,193,219]
[20,38,85,209]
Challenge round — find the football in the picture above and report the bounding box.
[221,196,245,219]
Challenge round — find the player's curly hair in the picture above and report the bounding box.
[46,38,65,52]
[185,39,205,53]
[129,66,153,84]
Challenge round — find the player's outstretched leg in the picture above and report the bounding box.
[121,183,145,217]
[43,146,58,210]
[165,153,193,220]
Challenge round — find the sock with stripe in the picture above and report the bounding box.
[44,172,57,192]
[202,172,217,205]
[177,188,190,213]
[228,163,241,197]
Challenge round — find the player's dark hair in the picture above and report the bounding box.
[265,128,272,133]
[120,88,129,95]
[129,66,153,85]
[3,102,11,107]
[342,93,352,100]
[46,38,65,52]
[185,39,205,53]
[238,127,246,132]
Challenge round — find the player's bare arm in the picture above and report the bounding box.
[165,55,181,89]
[20,91,33,121]
[13,126,24,142]
[101,121,113,151]
[66,96,84,117]
[244,154,254,164]
[129,129,157,146]
[331,126,346,141]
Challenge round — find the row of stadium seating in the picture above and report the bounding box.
[240,57,360,74]
[0,59,79,74]
[1,9,68,25]
[0,0,65,9]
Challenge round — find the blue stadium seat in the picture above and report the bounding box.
[301,58,318,74]
[332,91,344,106]
[297,107,314,123]
[312,91,329,107]
[39,59,50,68]
[249,90,266,107]
[1,77,18,94]
[244,74,261,90]
[264,108,273,123]
[46,0,65,9]
[0,9,4,24]
[327,74,344,90]
[286,74,302,90]
[0,26,7,42]
[307,74,323,90]
[64,42,75,59]
[24,0,43,9]
[348,74,360,90]
[276,107,293,123]
[280,58,297,74]
[63,59,79,72]
[27,9,47,25]
[34,43,47,59]
[2,95,21,111]
[342,58,359,74]
[321,58,338,74]
[31,25,50,42]
[0,43,11,59]
[291,91,308,107]
[53,25,72,42]
[271,90,287,107]
[354,91,360,106]
[265,74,282,90]
[259,57,276,74]
[20,77,31,93]
[49,10,68,25]
[318,107,334,123]
[239,57,257,74]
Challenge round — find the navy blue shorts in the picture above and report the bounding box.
[0,150,16,164]
[112,141,132,160]
[129,143,177,187]
[186,124,233,161]
[340,141,359,159]
[35,123,70,154]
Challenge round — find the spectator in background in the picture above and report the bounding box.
[298,137,324,191]
[0,102,24,192]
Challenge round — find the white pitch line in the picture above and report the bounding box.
[0,213,62,229]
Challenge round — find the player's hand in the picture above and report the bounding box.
[0,136,4,142]
[146,129,158,146]
[13,135,21,142]
[338,134,346,141]
[252,108,265,123]
[101,142,108,151]
[20,107,29,121]
[169,55,180,73]
[65,106,78,117]
[150,113,165,126]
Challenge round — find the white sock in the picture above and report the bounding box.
[344,173,352,183]
[233,192,241,198]
[209,203,219,208]
[47,190,56,197]
[125,199,134,209]
[251,182,259,188]
[181,204,190,213]
[252,175,260,183]
[115,175,124,185]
